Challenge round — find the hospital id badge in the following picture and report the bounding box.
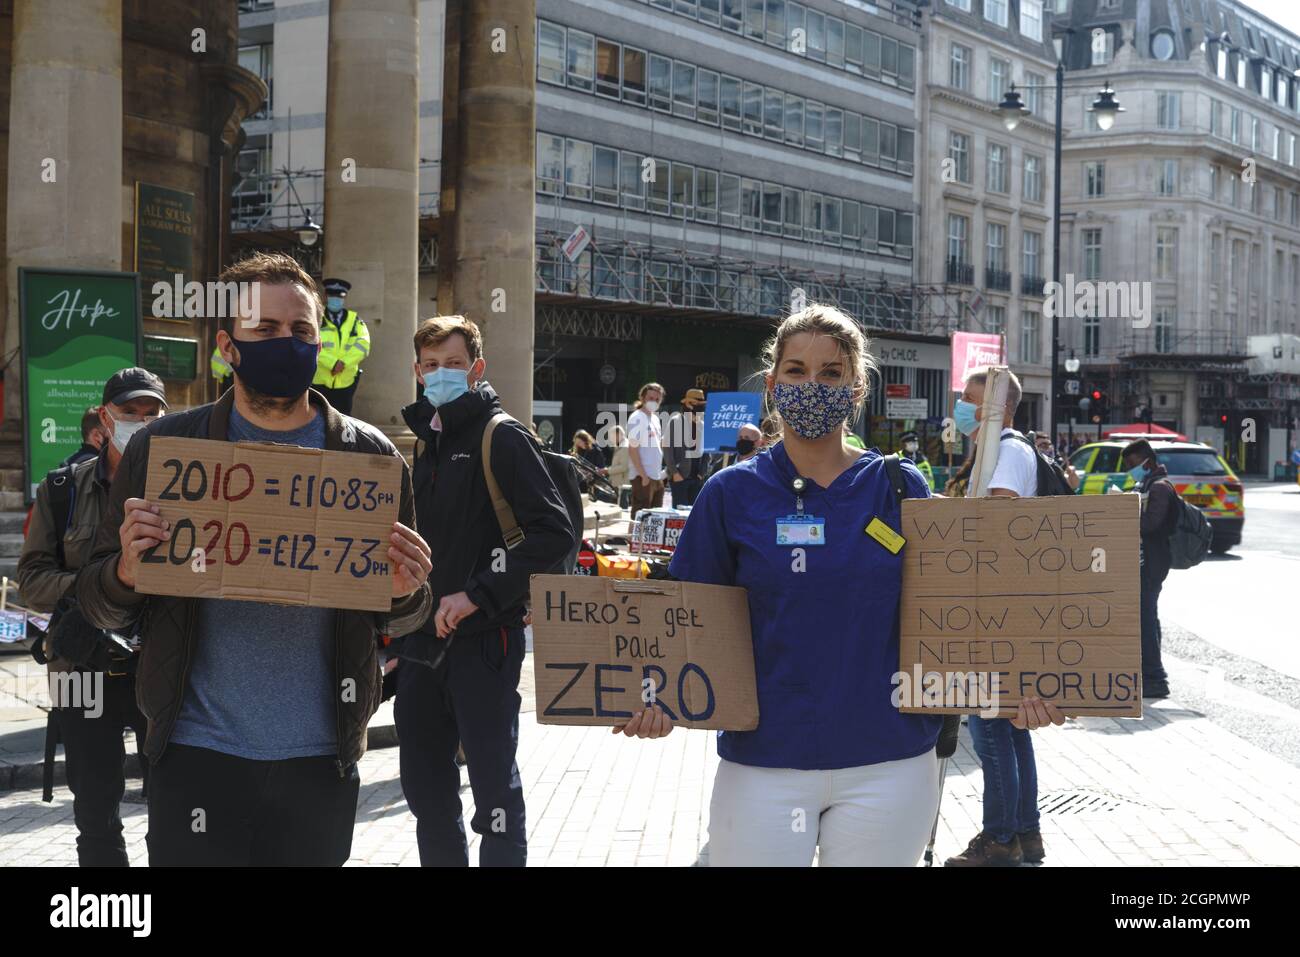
[776,515,825,546]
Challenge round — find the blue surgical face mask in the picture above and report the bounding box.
[1127,463,1149,483]
[953,398,980,436]
[326,296,344,313]
[423,367,470,407]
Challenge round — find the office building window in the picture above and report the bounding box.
[621,150,645,208]
[1023,230,1042,282]
[987,143,1009,193]
[1092,29,1114,66]
[538,20,565,85]
[1085,161,1105,197]
[1158,159,1178,196]
[721,75,741,130]
[1155,227,1177,279]
[949,131,970,183]
[1024,73,1045,114]
[986,222,1007,272]
[784,94,803,146]
[622,48,647,105]
[671,62,697,117]
[565,138,593,200]
[567,30,596,92]
[986,0,1008,28]
[1084,315,1100,356]
[1023,153,1043,202]
[1209,233,1221,285]
[765,87,785,139]
[988,57,1010,103]
[1157,91,1180,129]
[648,55,672,111]
[1021,310,1041,363]
[1083,228,1102,279]
[595,37,620,97]
[948,213,969,264]
[950,43,971,91]
[1021,0,1043,41]
[593,146,619,205]
[697,69,719,124]
[805,100,824,150]
[1154,308,1175,353]
[536,133,564,194]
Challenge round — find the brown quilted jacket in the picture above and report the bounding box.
[75,390,432,770]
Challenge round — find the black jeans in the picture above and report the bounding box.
[320,378,359,415]
[671,476,704,508]
[57,672,148,867]
[394,625,527,866]
[146,743,360,866]
[1140,573,1168,684]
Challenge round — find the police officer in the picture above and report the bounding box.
[899,431,934,490]
[211,344,233,395]
[17,368,166,866]
[314,278,370,415]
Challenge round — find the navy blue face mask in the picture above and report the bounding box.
[231,335,319,398]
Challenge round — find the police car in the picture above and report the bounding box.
[1068,438,1244,554]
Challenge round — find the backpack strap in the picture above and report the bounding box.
[481,413,525,549]
[45,465,77,570]
[882,453,908,507]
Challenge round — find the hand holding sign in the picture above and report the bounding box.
[1010,696,1066,730]
[388,522,432,598]
[612,704,674,738]
[117,498,168,589]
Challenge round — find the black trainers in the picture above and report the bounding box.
[1143,679,1170,700]
[1018,828,1045,863]
[944,832,1024,867]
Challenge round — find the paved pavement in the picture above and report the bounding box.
[3,644,1299,867]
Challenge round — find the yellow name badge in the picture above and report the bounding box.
[865,517,905,554]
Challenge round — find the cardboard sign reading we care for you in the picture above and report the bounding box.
[899,495,1142,718]
[135,437,400,611]
[529,575,759,730]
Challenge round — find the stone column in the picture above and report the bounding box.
[449,0,536,424]
[4,0,124,428]
[324,0,420,438]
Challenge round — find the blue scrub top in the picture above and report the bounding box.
[669,441,941,771]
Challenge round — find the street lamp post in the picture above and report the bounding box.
[997,31,1123,445]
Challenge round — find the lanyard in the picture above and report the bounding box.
[792,476,808,517]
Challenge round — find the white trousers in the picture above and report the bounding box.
[707,751,941,867]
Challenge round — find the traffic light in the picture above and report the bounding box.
[1088,388,1108,424]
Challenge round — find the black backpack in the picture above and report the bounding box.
[1167,490,1214,569]
[1002,432,1075,496]
[481,413,584,574]
[881,453,961,760]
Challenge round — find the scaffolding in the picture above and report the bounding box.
[533,221,969,340]
[231,162,442,234]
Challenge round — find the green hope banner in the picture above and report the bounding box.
[20,268,142,499]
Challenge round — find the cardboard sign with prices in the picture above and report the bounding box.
[898,494,1142,718]
[530,574,759,730]
[134,437,400,612]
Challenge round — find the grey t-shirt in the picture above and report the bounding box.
[170,406,339,761]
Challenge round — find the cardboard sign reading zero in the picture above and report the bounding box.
[135,437,400,611]
[530,574,759,730]
[898,495,1142,718]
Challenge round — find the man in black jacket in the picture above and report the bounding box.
[397,315,575,867]
[1121,440,1179,700]
[77,252,433,866]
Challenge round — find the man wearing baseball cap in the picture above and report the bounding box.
[313,277,370,415]
[663,388,709,508]
[17,367,167,866]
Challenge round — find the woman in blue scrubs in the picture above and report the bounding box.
[616,305,1061,866]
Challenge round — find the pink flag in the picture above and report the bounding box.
[950,332,1004,392]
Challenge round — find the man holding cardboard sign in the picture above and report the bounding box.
[77,252,433,867]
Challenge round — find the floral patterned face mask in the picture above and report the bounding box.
[772,380,854,439]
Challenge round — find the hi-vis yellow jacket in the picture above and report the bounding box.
[211,346,232,381]
[314,309,370,389]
